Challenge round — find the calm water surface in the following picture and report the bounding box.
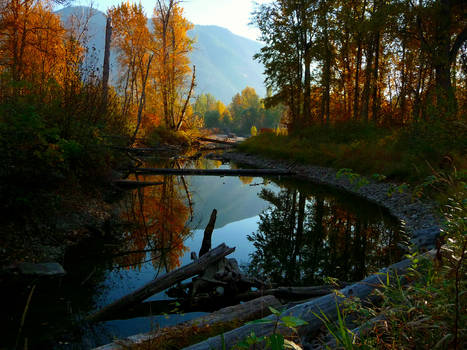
[2,157,403,349]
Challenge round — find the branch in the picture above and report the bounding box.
[176,65,196,131]
[449,26,467,63]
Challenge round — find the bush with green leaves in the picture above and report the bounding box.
[234,306,308,350]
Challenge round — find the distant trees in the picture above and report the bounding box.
[253,0,467,127]
[193,87,285,135]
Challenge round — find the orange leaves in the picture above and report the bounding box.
[0,1,68,84]
[151,0,194,129]
[109,1,195,132]
[117,176,191,271]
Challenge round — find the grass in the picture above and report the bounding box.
[239,120,467,186]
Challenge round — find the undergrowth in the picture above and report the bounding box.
[237,119,466,349]
[239,120,467,186]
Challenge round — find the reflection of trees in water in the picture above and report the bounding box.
[248,187,402,286]
[118,170,191,273]
[115,156,228,272]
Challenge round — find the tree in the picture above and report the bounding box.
[0,0,67,85]
[108,2,153,142]
[253,0,466,126]
[253,1,316,129]
[151,0,195,130]
[413,0,467,117]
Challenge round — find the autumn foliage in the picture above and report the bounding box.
[253,0,466,128]
[109,0,196,140]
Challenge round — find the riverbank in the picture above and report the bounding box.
[222,151,441,250]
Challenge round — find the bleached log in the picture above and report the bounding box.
[93,295,281,350]
[183,250,436,350]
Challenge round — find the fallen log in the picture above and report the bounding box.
[97,299,185,321]
[235,284,347,301]
[112,179,164,189]
[114,145,181,153]
[93,295,281,350]
[182,250,436,350]
[88,243,235,322]
[198,136,238,145]
[199,209,217,257]
[199,144,232,151]
[130,167,294,176]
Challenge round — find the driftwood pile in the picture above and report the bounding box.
[89,209,340,323]
[88,209,360,349]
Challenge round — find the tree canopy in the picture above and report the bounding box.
[253,0,467,128]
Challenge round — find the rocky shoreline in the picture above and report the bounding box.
[222,151,441,250]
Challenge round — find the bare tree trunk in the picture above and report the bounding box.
[304,44,312,122]
[131,54,153,145]
[176,65,196,131]
[102,15,112,105]
[361,41,374,122]
[199,209,217,257]
[352,0,367,121]
[371,30,380,122]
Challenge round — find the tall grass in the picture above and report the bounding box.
[239,120,466,184]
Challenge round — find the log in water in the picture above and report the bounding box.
[88,243,235,322]
[130,167,294,176]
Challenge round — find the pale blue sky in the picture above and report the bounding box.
[64,0,272,41]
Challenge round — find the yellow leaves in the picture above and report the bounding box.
[151,1,195,128]
[109,1,194,131]
[216,101,226,116]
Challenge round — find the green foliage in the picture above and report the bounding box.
[0,78,129,236]
[251,125,258,136]
[313,305,359,349]
[194,88,284,136]
[336,168,369,189]
[235,306,308,349]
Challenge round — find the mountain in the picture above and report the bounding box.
[56,6,265,103]
[188,25,265,102]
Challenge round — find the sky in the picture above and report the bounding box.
[65,0,272,41]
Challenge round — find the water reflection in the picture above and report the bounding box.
[0,157,405,349]
[118,172,192,272]
[247,183,403,286]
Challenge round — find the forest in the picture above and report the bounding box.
[0,0,465,349]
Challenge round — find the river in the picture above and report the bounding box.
[1,155,403,349]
